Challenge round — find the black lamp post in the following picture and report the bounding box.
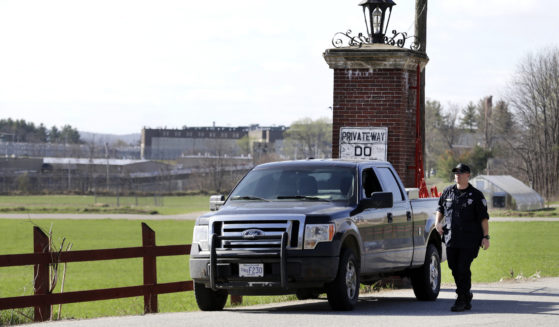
[359,0,396,43]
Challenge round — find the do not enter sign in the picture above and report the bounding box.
[339,127,388,160]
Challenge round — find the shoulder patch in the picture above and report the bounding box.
[482,199,487,207]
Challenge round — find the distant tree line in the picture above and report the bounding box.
[425,47,559,200]
[0,118,81,144]
[283,117,332,159]
[425,97,514,179]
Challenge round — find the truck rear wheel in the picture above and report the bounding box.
[194,282,228,311]
[411,244,441,301]
[326,248,360,310]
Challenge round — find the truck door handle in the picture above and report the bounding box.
[406,211,412,221]
[387,212,393,223]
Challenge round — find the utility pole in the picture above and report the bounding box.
[483,96,493,150]
[415,0,428,171]
[105,142,110,191]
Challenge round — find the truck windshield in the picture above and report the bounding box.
[229,166,356,202]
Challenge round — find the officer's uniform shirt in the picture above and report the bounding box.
[437,183,489,248]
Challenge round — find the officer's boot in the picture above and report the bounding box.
[465,292,473,310]
[451,294,467,312]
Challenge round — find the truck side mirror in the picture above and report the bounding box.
[209,194,225,211]
[356,192,393,212]
[369,192,393,209]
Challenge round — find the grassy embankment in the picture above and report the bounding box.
[0,195,210,215]
[1,218,558,324]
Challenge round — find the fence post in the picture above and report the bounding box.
[33,227,51,322]
[230,295,243,306]
[142,223,158,313]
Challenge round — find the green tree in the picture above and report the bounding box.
[436,146,491,181]
[460,102,478,132]
[436,150,459,181]
[59,125,81,144]
[490,100,515,157]
[49,126,61,143]
[459,146,492,177]
[36,124,48,142]
[284,117,332,159]
[0,119,81,144]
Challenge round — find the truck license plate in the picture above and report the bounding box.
[239,263,264,277]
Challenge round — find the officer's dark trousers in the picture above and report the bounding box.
[446,246,479,297]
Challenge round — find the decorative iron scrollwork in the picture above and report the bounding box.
[384,30,420,51]
[331,29,420,51]
[332,30,370,48]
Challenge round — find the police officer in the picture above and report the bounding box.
[436,163,490,312]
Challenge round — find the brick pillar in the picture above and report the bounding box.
[323,44,428,187]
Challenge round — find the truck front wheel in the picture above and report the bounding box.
[411,244,441,301]
[326,248,360,310]
[194,282,228,311]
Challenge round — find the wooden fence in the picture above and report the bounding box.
[0,223,212,322]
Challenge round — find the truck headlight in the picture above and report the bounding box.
[193,225,209,251]
[304,224,335,250]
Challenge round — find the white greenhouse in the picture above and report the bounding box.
[470,175,545,211]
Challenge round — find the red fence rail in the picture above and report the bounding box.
[0,223,193,322]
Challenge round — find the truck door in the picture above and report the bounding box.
[358,167,391,272]
[375,166,414,268]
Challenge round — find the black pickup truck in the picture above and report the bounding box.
[190,159,444,311]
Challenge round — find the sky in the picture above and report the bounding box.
[1,0,558,135]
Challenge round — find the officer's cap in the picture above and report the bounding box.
[452,163,471,174]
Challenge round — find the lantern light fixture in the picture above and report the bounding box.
[331,0,418,50]
[359,0,396,43]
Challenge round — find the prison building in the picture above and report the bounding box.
[141,125,285,160]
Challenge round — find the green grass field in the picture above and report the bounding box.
[442,221,559,282]
[489,207,559,217]
[1,219,558,324]
[0,195,210,215]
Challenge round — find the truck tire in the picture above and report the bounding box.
[326,248,360,310]
[411,244,441,301]
[194,282,228,311]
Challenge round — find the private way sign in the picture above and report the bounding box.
[339,127,388,160]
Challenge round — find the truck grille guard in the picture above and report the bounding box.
[209,232,288,290]
[207,215,304,290]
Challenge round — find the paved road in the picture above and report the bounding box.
[30,278,559,327]
[1,213,558,221]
